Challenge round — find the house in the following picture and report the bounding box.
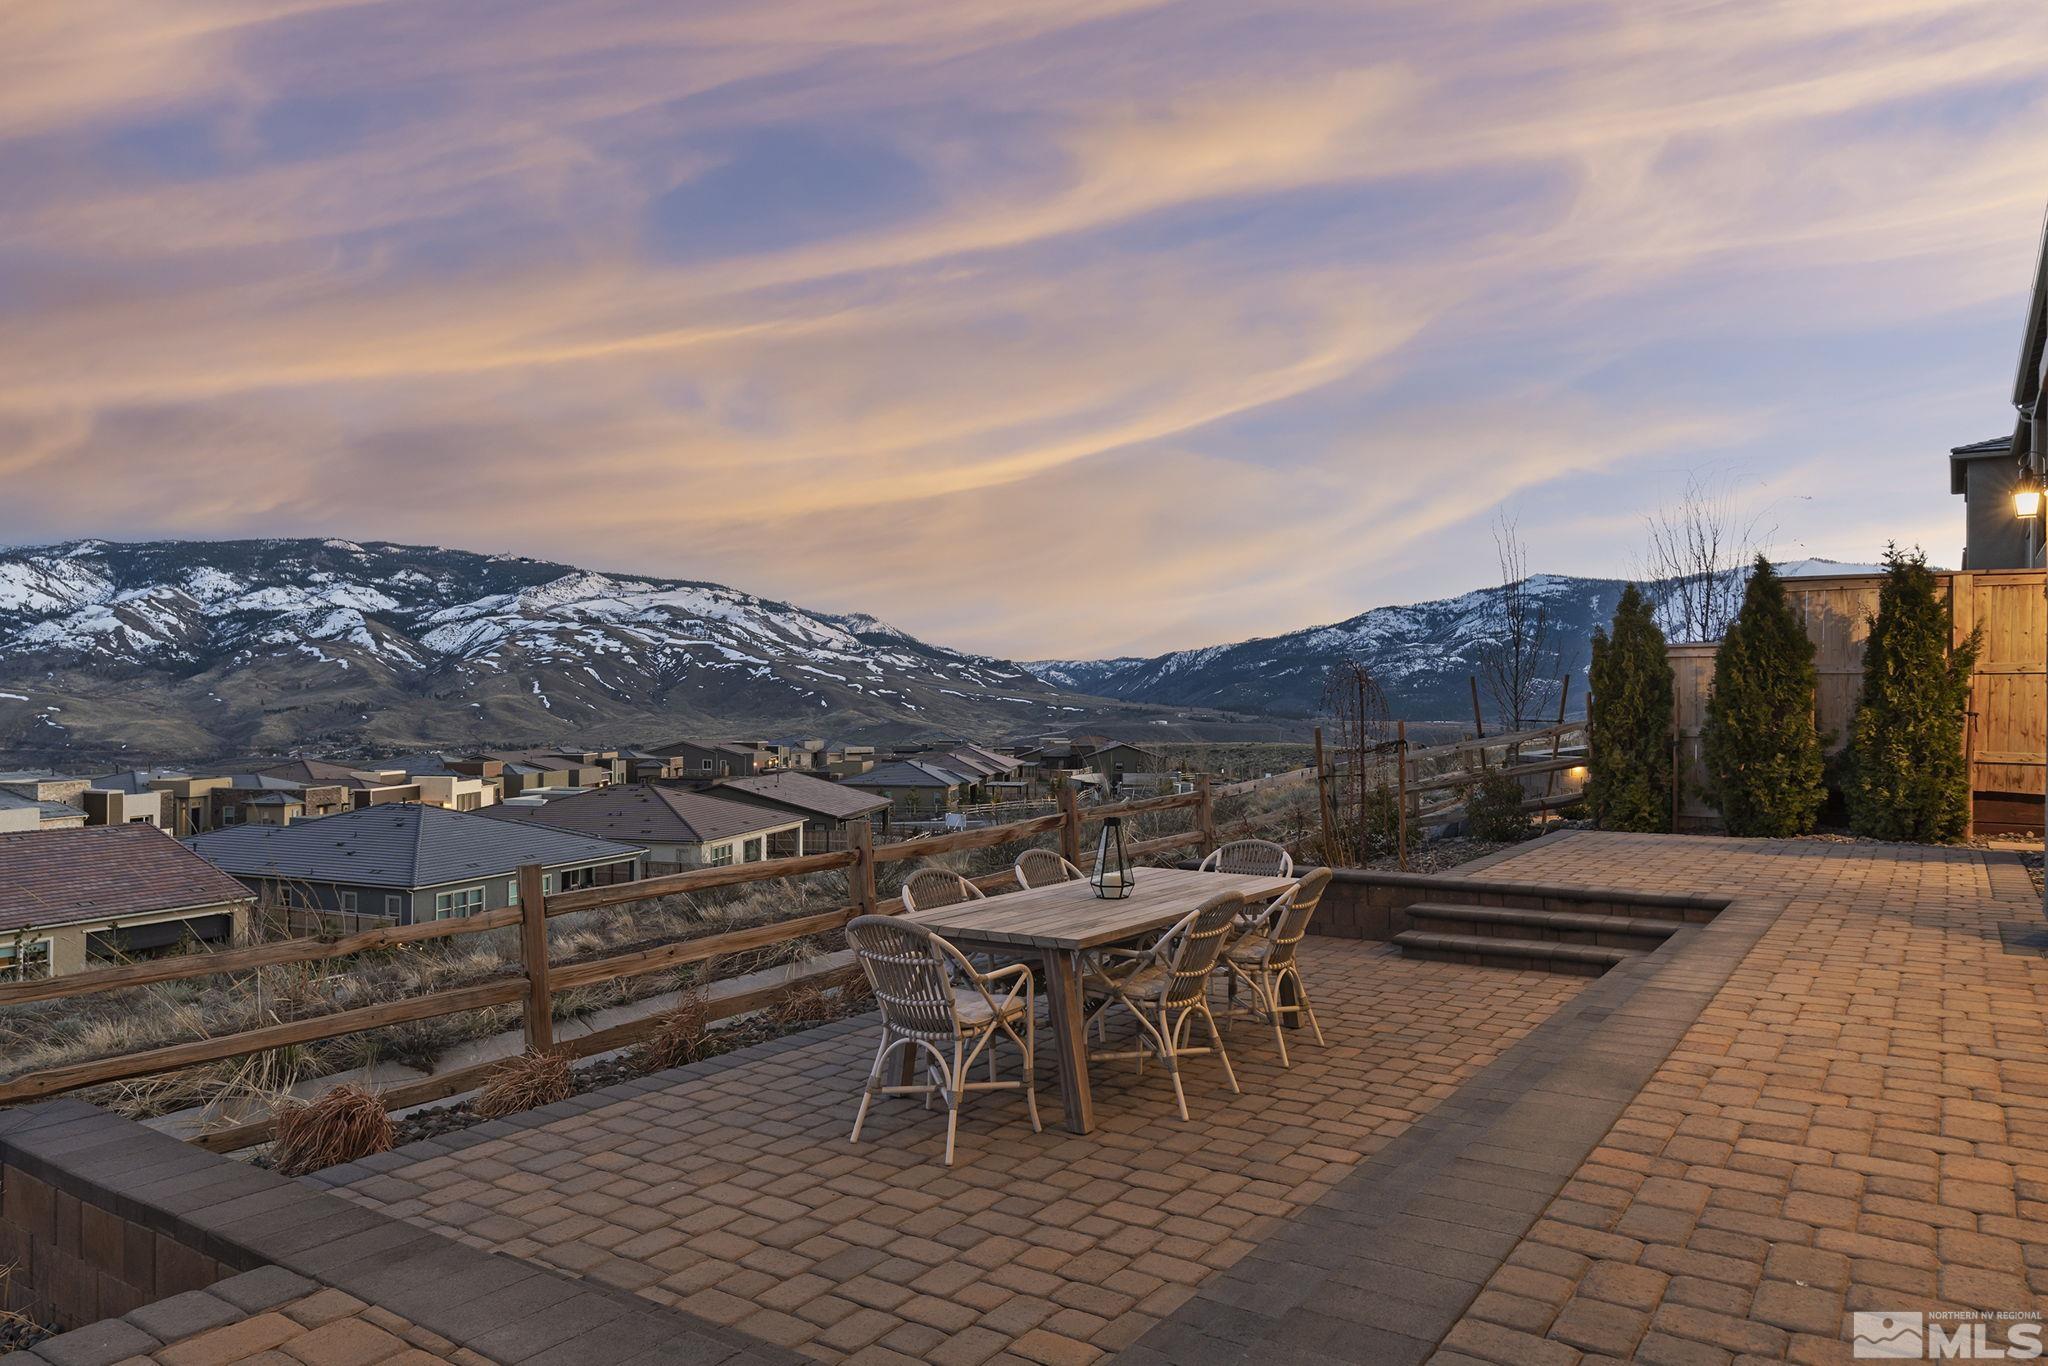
[0,771,89,812]
[210,775,352,827]
[0,790,87,833]
[840,760,971,816]
[90,769,229,837]
[268,756,499,813]
[712,771,892,849]
[186,802,643,925]
[622,750,687,782]
[0,824,254,979]
[1084,741,1168,788]
[73,772,170,827]
[2013,205,2048,568]
[484,783,805,870]
[1950,435,2030,569]
[461,751,605,796]
[647,740,775,779]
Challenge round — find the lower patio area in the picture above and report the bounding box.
[325,940,1583,1364]
[306,831,2048,1366]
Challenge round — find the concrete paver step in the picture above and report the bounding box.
[1391,927,1645,974]
[1403,901,1678,947]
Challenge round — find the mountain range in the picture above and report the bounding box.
[0,539,1879,767]
[0,539,1277,767]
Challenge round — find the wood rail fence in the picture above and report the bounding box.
[1313,719,1590,869]
[0,781,1226,1152]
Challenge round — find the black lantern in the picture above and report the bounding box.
[1091,816,1133,899]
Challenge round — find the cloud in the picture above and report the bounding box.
[1,0,2045,659]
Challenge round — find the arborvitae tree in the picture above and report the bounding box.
[1586,584,1674,832]
[1845,546,1978,841]
[1701,556,1827,836]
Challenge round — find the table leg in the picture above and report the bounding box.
[1043,949,1095,1134]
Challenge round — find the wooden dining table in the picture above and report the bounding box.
[900,867,1298,1133]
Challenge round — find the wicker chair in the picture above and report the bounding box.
[1216,868,1331,1066]
[1014,849,1084,890]
[1197,839,1294,879]
[1083,890,1246,1120]
[901,867,985,913]
[846,916,1041,1165]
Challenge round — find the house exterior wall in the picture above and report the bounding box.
[2,900,250,978]
[81,789,166,827]
[845,782,957,814]
[230,855,643,926]
[1962,456,2033,569]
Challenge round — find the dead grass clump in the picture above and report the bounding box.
[270,1084,393,1176]
[771,980,830,1030]
[635,992,710,1071]
[473,1049,572,1119]
[833,965,875,1012]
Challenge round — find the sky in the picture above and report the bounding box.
[3,1,2047,661]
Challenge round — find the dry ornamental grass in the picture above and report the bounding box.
[269,1083,393,1176]
[473,1049,572,1119]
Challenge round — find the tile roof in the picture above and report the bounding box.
[0,824,252,932]
[186,802,642,890]
[714,771,891,821]
[483,783,799,845]
[841,760,970,789]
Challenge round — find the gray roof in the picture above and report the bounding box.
[715,771,890,821]
[90,768,193,793]
[482,783,799,845]
[841,760,969,790]
[0,791,40,814]
[185,802,642,890]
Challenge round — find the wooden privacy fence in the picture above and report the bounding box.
[1313,719,1590,869]
[1671,569,2046,833]
[0,780,1223,1150]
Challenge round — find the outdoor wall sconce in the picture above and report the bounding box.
[2015,477,2043,520]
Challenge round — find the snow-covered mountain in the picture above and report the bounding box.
[1027,560,1892,722]
[0,539,1260,764]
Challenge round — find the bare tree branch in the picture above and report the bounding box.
[1477,513,1558,730]
[1638,474,1774,643]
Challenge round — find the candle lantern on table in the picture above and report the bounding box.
[1091,816,1132,899]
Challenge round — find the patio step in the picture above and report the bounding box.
[1391,928,1643,976]
[1403,902,1678,951]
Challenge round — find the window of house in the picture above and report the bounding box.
[339,891,357,914]
[507,878,519,905]
[0,939,52,982]
[699,758,713,771]
[706,843,733,867]
[433,886,485,920]
[385,895,404,918]
[743,837,763,863]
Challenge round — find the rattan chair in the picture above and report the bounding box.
[1082,890,1246,1120]
[901,867,985,913]
[1197,839,1294,879]
[846,916,1041,1165]
[1014,849,1084,890]
[1216,868,1331,1066]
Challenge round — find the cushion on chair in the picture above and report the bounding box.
[952,988,1029,1027]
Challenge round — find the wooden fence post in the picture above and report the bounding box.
[1396,720,1409,871]
[1312,726,1338,866]
[850,818,879,917]
[517,862,553,1054]
[1057,781,1083,867]
[1195,774,1218,852]
[1469,676,1485,739]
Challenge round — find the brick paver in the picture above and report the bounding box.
[98,1287,478,1365]
[1437,833,2048,1365]
[336,939,1582,1363]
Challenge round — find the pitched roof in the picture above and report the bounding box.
[714,772,890,821]
[841,760,969,789]
[0,824,252,933]
[482,784,799,845]
[186,802,642,890]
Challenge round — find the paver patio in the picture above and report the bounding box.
[319,833,2048,1364]
[328,940,1582,1364]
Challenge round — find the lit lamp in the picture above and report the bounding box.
[1091,816,1132,899]
[2016,481,2043,521]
